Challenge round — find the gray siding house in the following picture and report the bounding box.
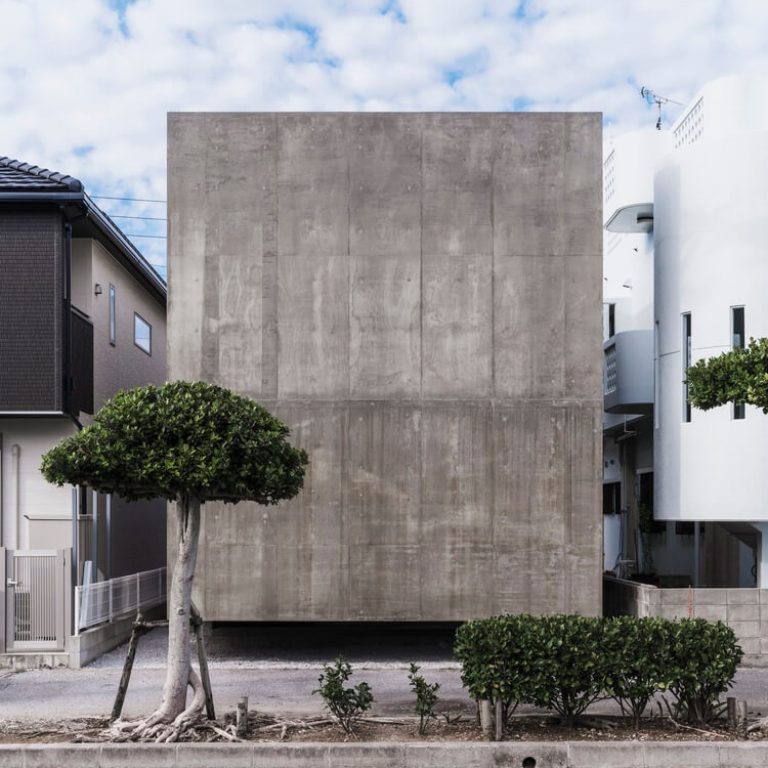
[0,157,167,666]
[168,113,603,624]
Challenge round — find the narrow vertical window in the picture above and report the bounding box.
[732,306,745,420]
[608,303,616,338]
[682,312,692,423]
[134,313,152,355]
[109,284,116,346]
[654,321,660,429]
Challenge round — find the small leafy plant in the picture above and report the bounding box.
[408,663,440,734]
[313,657,373,734]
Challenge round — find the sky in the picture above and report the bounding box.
[2,0,768,279]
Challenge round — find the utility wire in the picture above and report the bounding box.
[109,214,167,221]
[91,195,166,204]
[124,233,167,239]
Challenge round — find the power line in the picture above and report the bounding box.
[109,214,167,221]
[91,195,166,204]
[125,233,167,239]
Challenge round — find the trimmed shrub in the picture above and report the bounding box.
[454,614,742,729]
[602,616,670,727]
[526,614,608,727]
[454,614,542,723]
[662,618,743,724]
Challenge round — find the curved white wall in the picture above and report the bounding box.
[655,129,768,521]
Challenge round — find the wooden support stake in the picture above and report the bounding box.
[111,612,146,722]
[236,696,249,738]
[494,698,503,741]
[479,699,494,741]
[193,620,215,720]
[737,700,748,737]
[190,602,215,720]
[727,697,737,731]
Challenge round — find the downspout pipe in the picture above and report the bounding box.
[63,221,73,417]
[0,433,3,548]
[11,444,20,549]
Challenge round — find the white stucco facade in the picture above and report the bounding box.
[655,112,768,522]
[603,74,768,587]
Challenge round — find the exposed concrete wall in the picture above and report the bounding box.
[168,112,603,622]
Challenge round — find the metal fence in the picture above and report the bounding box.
[5,549,67,650]
[74,567,167,633]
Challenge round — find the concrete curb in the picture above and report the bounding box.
[0,740,764,767]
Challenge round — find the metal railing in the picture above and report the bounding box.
[604,342,618,394]
[74,567,167,633]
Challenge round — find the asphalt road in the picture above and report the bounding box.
[2,628,768,723]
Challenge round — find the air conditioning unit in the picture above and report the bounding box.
[14,591,31,641]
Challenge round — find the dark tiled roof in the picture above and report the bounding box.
[0,156,82,193]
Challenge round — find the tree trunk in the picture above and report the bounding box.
[149,494,202,724]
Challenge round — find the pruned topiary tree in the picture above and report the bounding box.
[41,381,308,736]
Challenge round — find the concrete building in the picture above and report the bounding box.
[603,74,768,589]
[0,157,167,666]
[168,112,603,624]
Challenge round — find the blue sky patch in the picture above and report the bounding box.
[444,50,489,87]
[380,0,406,23]
[445,70,463,86]
[108,0,136,37]
[276,16,319,48]
[513,1,545,24]
[512,97,533,111]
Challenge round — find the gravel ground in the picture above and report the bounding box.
[3,628,768,723]
[0,628,469,722]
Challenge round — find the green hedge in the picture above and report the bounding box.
[454,614,742,726]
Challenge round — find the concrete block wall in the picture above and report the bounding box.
[604,576,768,665]
[168,112,603,623]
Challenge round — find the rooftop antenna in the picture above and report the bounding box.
[640,86,683,130]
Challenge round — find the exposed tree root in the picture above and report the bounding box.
[106,663,208,743]
[747,718,767,734]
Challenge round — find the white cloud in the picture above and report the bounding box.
[2,0,768,274]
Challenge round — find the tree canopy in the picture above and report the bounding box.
[41,380,308,502]
[688,337,768,413]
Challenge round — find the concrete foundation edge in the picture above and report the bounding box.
[0,740,761,767]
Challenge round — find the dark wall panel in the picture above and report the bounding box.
[0,210,63,411]
[70,309,94,415]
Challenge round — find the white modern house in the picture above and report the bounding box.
[603,74,768,589]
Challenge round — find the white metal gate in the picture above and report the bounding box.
[5,550,66,652]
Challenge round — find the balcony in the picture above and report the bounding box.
[604,202,654,233]
[603,330,654,414]
[603,130,671,234]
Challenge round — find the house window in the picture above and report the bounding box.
[638,471,664,533]
[134,313,151,355]
[682,312,692,423]
[732,306,745,420]
[603,302,616,340]
[603,482,621,515]
[109,284,116,346]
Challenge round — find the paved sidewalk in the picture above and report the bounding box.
[2,628,768,722]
